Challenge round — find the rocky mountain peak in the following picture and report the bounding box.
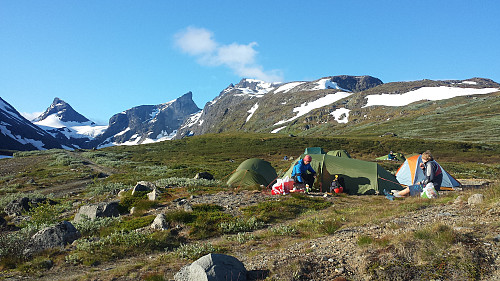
[34,97,93,124]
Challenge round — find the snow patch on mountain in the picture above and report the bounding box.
[364,86,499,107]
[0,123,45,149]
[271,126,287,133]
[330,108,351,124]
[312,78,350,91]
[274,92,353,126]
[35,114,107,139]
[246,103,259,122]
[274,82,306,94]
[180,111,203,129]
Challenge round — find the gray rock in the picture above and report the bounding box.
[468,194,484,205]
[25,221,81,255]
[195,172,214,180]
[175,253,247,281]
[151,214,168,230]
[73,201,120,222]
[493,235,500,242]
[132,181,155,195]
[147,188,161,201]
[184,203,193,212]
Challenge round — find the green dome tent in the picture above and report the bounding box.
[227,158,278,187]
[376,152,406,162]
[304,147,326,154]
[284,154,402,195]
[326,150,351,158]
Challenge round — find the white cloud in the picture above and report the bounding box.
[174,26,283,82]
[174,26,217,56]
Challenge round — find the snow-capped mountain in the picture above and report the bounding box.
[94,92,200,148]
[175,76,500,140]
[0,97,63,151]
[175,75,382,138]
[33,98,108,149]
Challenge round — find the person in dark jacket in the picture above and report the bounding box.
[291,155,316,190]
[392,150,442,197]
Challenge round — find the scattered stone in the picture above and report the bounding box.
[147,188,161,201]
[130,207,136,215]
[194,172,214,180]
[493,235,500,242]
[25,221,81,255]
[335,267,345,274]
[184,203,193,212]
[176,199,188,208]
[468,194,484,205]
[175,253,247,281]
[73,201,120,222]
[151,213,168,230]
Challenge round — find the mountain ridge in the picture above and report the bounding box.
[1,75,499,153]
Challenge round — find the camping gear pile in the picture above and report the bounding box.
[270,176,304,195]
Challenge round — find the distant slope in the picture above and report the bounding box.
[0,97,63,151]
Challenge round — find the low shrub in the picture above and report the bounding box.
[220,217,265,234]
[172,242,221,260]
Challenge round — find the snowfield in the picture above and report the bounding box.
[364,86,499,107]
[274,92,352,126]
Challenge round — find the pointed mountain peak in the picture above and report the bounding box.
[34,97,93,124]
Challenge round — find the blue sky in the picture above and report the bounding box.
[1,1,499,124]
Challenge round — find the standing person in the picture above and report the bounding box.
[392,150,442,198]
[291,155,316,191]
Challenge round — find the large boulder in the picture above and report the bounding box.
[151,213,168,230]
[175,253,247,281]
[25,221,81,255]
[468,194,485,205]
[132,181,155,195]
[73,201,120,222]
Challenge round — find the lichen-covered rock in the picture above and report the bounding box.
[175,253,247,281]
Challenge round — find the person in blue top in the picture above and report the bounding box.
[291,155,316,190]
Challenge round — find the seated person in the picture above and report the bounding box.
[392,150,442,198]
[387,151,396,160]
[291,155,316,190]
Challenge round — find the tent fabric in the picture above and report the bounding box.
[396,154,461,188]
[304,147,326,154]
[227,158,278,187]
[375,152,406,161]
[327,150,351,158]
[284,154,402,195]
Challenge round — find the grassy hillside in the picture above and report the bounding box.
[1,134,499,280]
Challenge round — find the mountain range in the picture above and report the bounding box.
[1,75,499,154]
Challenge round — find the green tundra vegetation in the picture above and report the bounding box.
[0,133,499,280]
